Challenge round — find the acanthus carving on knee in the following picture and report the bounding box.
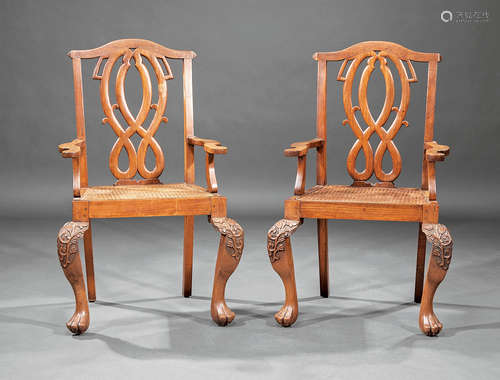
[267,219,300,263]
[422,223,453,271]
[57,222,89,268]
[210,217,244,261]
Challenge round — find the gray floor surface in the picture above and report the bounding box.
[0,215,499,379]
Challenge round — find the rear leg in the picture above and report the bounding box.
[414,222,427,303]
[83,221,96,302]
[183,216,194,297]
[317,219,329,297]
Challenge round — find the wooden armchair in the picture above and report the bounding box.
[57,39,244,334]
[267,41,452,336]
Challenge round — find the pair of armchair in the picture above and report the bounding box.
[57,39,451,337]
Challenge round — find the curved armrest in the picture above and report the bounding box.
[283,138,324,195]
[186,135,228,193]
[424,141,450,201]
[58,139,83,158]
[187,136,228,155]
[58,139,84,197]
[425,141,450,162]
[284,138,324,157]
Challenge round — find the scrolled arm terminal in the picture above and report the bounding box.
[284,137,324,157]
[58,139,84,158]
[425,141,450,162]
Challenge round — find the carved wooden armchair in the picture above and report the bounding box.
[57,39,243,334]
[267,41,452,336]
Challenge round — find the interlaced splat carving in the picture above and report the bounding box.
[338,51,417,185]
[93,48,174,183]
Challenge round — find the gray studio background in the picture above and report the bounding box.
[1,0,499,219]
[1,1,500,379]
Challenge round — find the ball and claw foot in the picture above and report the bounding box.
[66,310,90,335]
[275,304,297,327]
[211,301,236,326]
[419,311,443,337]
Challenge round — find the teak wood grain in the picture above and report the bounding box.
[267,41,453,336]
[57,39,244,334]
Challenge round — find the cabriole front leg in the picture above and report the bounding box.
[210,217,244,326]
[268,219,301,327]
[419,223,453,336]
[57,221,90,334]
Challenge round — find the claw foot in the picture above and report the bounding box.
[274,304,297,327]
[419,311,443,336]
[211,301,235,326]
[66,310,89,335]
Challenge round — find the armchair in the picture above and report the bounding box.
[57,39,244,334]
[267,41,453,336]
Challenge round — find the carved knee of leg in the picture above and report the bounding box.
[57,222,89,270]
[210,217,244,265]
[267,219,300,264]
[422,223,453,276]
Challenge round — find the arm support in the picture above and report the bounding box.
[284,137,324,157]
[284,138,325,195]
[187,136,228,193]
[187,136,228,155]
[58,139,83,158]
[424,141,450,201]
[58,139,84,197]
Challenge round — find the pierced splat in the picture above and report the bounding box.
[337,51,418,186]
[92,48,174,184]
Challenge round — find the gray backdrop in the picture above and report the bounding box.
[0,0,498,219]
[1,2,500,378]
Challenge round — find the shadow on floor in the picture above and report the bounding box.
[1,295,499,361]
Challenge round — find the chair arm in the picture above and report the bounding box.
[186,136,228,193]
[58,139,84,158]
[58,139,84,197]
[284,138,324,157]
[425,141,450,162]
[187,136,228,155]
[283,138,324,195]
[424,141,450,201]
